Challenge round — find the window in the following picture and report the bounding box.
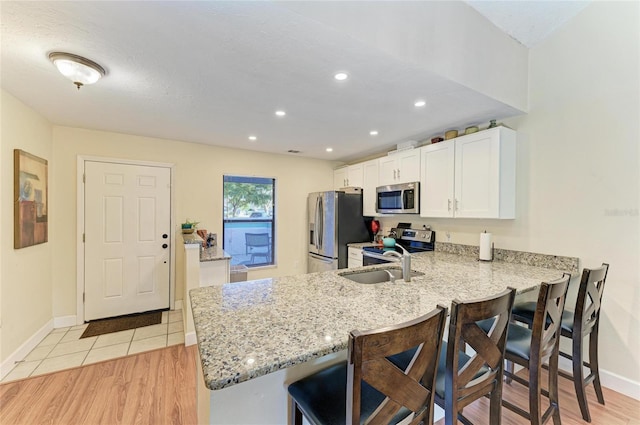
[223,175,275,267]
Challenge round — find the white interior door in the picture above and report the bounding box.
[84,161,171,321]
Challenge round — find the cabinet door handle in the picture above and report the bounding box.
[397,168,400,179]
[393,169,397,179]
[346,178,349,186]
[455,199,459,211]
[448,199,452,211]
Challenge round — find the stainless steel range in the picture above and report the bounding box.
[362,227,435,266]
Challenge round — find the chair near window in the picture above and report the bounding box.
[511,264,609,422]
[496,274,571,425]
[287,305,448,425]
[245,232,271,264]
[435,287,516,425]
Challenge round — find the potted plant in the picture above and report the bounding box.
[181,219,199,234]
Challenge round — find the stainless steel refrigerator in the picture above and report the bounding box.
[308,190,370,272]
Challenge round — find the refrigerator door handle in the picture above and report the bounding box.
[309,252,334,264]
[314,196,320,249]
[318,196,323,249]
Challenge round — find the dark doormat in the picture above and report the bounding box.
[80,310,164,338]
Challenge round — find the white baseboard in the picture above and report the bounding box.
[54,315,77,328]
[1,319,54,380]
[174,299,183,311]
[185,331,197,347]
[558,356,639,400]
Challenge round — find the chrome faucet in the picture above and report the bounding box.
[382,243,412,282]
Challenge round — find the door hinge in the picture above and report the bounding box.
[83,173,85,183]
[83,233,85,243]
[83,293,85,303]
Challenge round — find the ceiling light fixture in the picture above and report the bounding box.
[334,72,349,81]
[414,100,426,107]
[248,136,257,141]
[370,130,379,136]
[326,147,333,152]
[275,110,286,117]
[49,52,106,90]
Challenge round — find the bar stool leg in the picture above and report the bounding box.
[529,363,543,425]
[572,334,591,422]
[590,328,606,406]
[548,348,562,425]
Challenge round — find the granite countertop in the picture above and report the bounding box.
[347,242,379,249]
[190,251,572,391]
[200,246,232,262]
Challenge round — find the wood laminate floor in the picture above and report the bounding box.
[435,370,640,425]
[1,344,638,425]
[0,343,197,425]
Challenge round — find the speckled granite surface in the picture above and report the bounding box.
[190,251,570,391]
[435,242,579,273]
[182,233,203,245]
[200,246,232,262]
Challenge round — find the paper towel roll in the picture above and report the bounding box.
[479,232,493,261]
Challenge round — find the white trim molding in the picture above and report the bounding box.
[53,315,77,328]
[0,319,53,380]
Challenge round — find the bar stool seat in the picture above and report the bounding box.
[287,362,412,425]
[512,303,574,334]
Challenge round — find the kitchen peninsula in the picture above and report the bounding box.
[190,248,578,424]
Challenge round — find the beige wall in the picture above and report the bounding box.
[1,90,53,361]
[380,1,640,385]
[51,126,335,318]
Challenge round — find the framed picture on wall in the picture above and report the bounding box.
[14,149,48,249]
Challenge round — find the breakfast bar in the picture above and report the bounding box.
[190,249,578,424]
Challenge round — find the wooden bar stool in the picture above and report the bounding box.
[493,274,571,425]
[511,264,609,422]
[435,288,516,425]
[287,305,447,425]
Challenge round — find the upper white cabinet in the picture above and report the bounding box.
[420,140,456,217]
[420,127,516,219]
[378,149,421,186]
[362,159,379,216]
[334,164,364,190]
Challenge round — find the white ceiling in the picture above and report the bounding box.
[1,1,587,162]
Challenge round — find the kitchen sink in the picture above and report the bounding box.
[339,268,424,284]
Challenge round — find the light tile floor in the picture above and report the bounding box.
[1,310,185,383]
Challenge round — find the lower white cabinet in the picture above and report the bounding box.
[420,127,516,219]
[348,247,363,268]
[199,259,230,287]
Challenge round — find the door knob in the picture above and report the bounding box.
[162,234,168,239]
[162,243,168,249]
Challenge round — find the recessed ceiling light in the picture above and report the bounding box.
[369,130,379,136]
[248,136,257,141]
[326,147,333,152]
[334,72,349,81]
[414,100,426,107]
[275,110,286,117]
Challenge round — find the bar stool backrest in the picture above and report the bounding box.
[574,264,609,337]
[531,274,571,365]
[347,305,448,425]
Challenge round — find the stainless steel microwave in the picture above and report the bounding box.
[376,182,420,214]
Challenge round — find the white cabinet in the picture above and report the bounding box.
[378,149,421,186]
[199,259,230,287]
[334,164,364,189]
[348,247,363,268]
[420,140,456,217]
[420,127,516,219]
[362,159,379,216]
